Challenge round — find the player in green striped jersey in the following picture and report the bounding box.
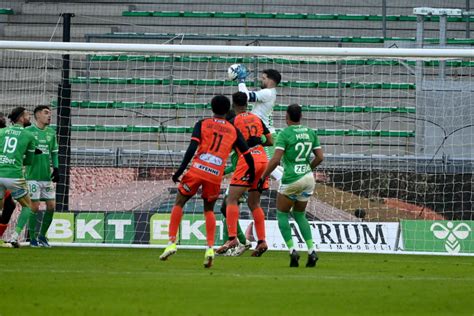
[259,104,324,267]
[25,105,59,247]
[0,107,36,248]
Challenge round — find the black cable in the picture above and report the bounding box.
[371,113,473,168]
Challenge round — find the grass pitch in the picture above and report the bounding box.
[1,247,472,315]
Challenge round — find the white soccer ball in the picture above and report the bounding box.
[227,64,241,80]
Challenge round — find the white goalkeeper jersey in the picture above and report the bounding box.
[238,82,277,133]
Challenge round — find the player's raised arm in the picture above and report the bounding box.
[228,64,252,99]
[172,120,202,183]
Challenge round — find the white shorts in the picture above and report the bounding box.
[0,177,29,200]
[28,180,55,201]
[278,172,315,202]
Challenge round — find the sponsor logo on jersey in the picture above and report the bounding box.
[199,153,223,166]
[0,155,15,165]
[213,118,226,124]
[240,175,250,182]
[38,144,50,154]
[193,163,219,176]
[294,164,310,174]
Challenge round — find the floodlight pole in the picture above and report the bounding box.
[439,14,447,79]
[415,14,424,156]
[415,14,424,87]
[56,13,74,213]
[414,8,464,80]
[466,0,471,38]
[382,0,387,38]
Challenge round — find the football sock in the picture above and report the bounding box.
[219,196,227,217]
[0,197,15,224]
[252,207,266,241]
[236,222,246,244]
[222,218,229,241]
[221,194,246,243]
[204,210,216,247]
[293,210,314,251]
[226,204,239,238]
[277,210,294,249]
[39,211,54,237]
[222,219,246,243]
[28,211,38,240]
[168,205,183,243]
[15,206,32,234]
[0,223,7,237]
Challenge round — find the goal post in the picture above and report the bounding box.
[0,40,472,255]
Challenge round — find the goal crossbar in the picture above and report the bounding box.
[1,40,474,58]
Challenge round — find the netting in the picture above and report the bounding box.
[0,43,472,254]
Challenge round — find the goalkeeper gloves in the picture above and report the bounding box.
[51,168,59,183]
[235,64,249,82]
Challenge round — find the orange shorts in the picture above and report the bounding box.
[178,170,221,202]
[230,160,269,191]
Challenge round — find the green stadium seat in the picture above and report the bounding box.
[214,12,243,18]
[48,124,415,137]
[183,11,214,18]
[69,77,416,90]
[90,32,474,45]
[51,100,416,114]
[121,11,474,23]
[87,55,474,67]
[0,8,14,15]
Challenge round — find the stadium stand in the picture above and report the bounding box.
[0,1,472,221]
[0,1,472,148]
[1,1,472,153]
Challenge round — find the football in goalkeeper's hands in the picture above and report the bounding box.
[227,64,248,81]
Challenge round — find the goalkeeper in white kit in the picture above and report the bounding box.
[231,65,282,179]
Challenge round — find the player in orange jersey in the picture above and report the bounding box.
[217,92,273,257]
[159,95,255,268]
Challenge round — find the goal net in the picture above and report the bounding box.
[0,42,472,255]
